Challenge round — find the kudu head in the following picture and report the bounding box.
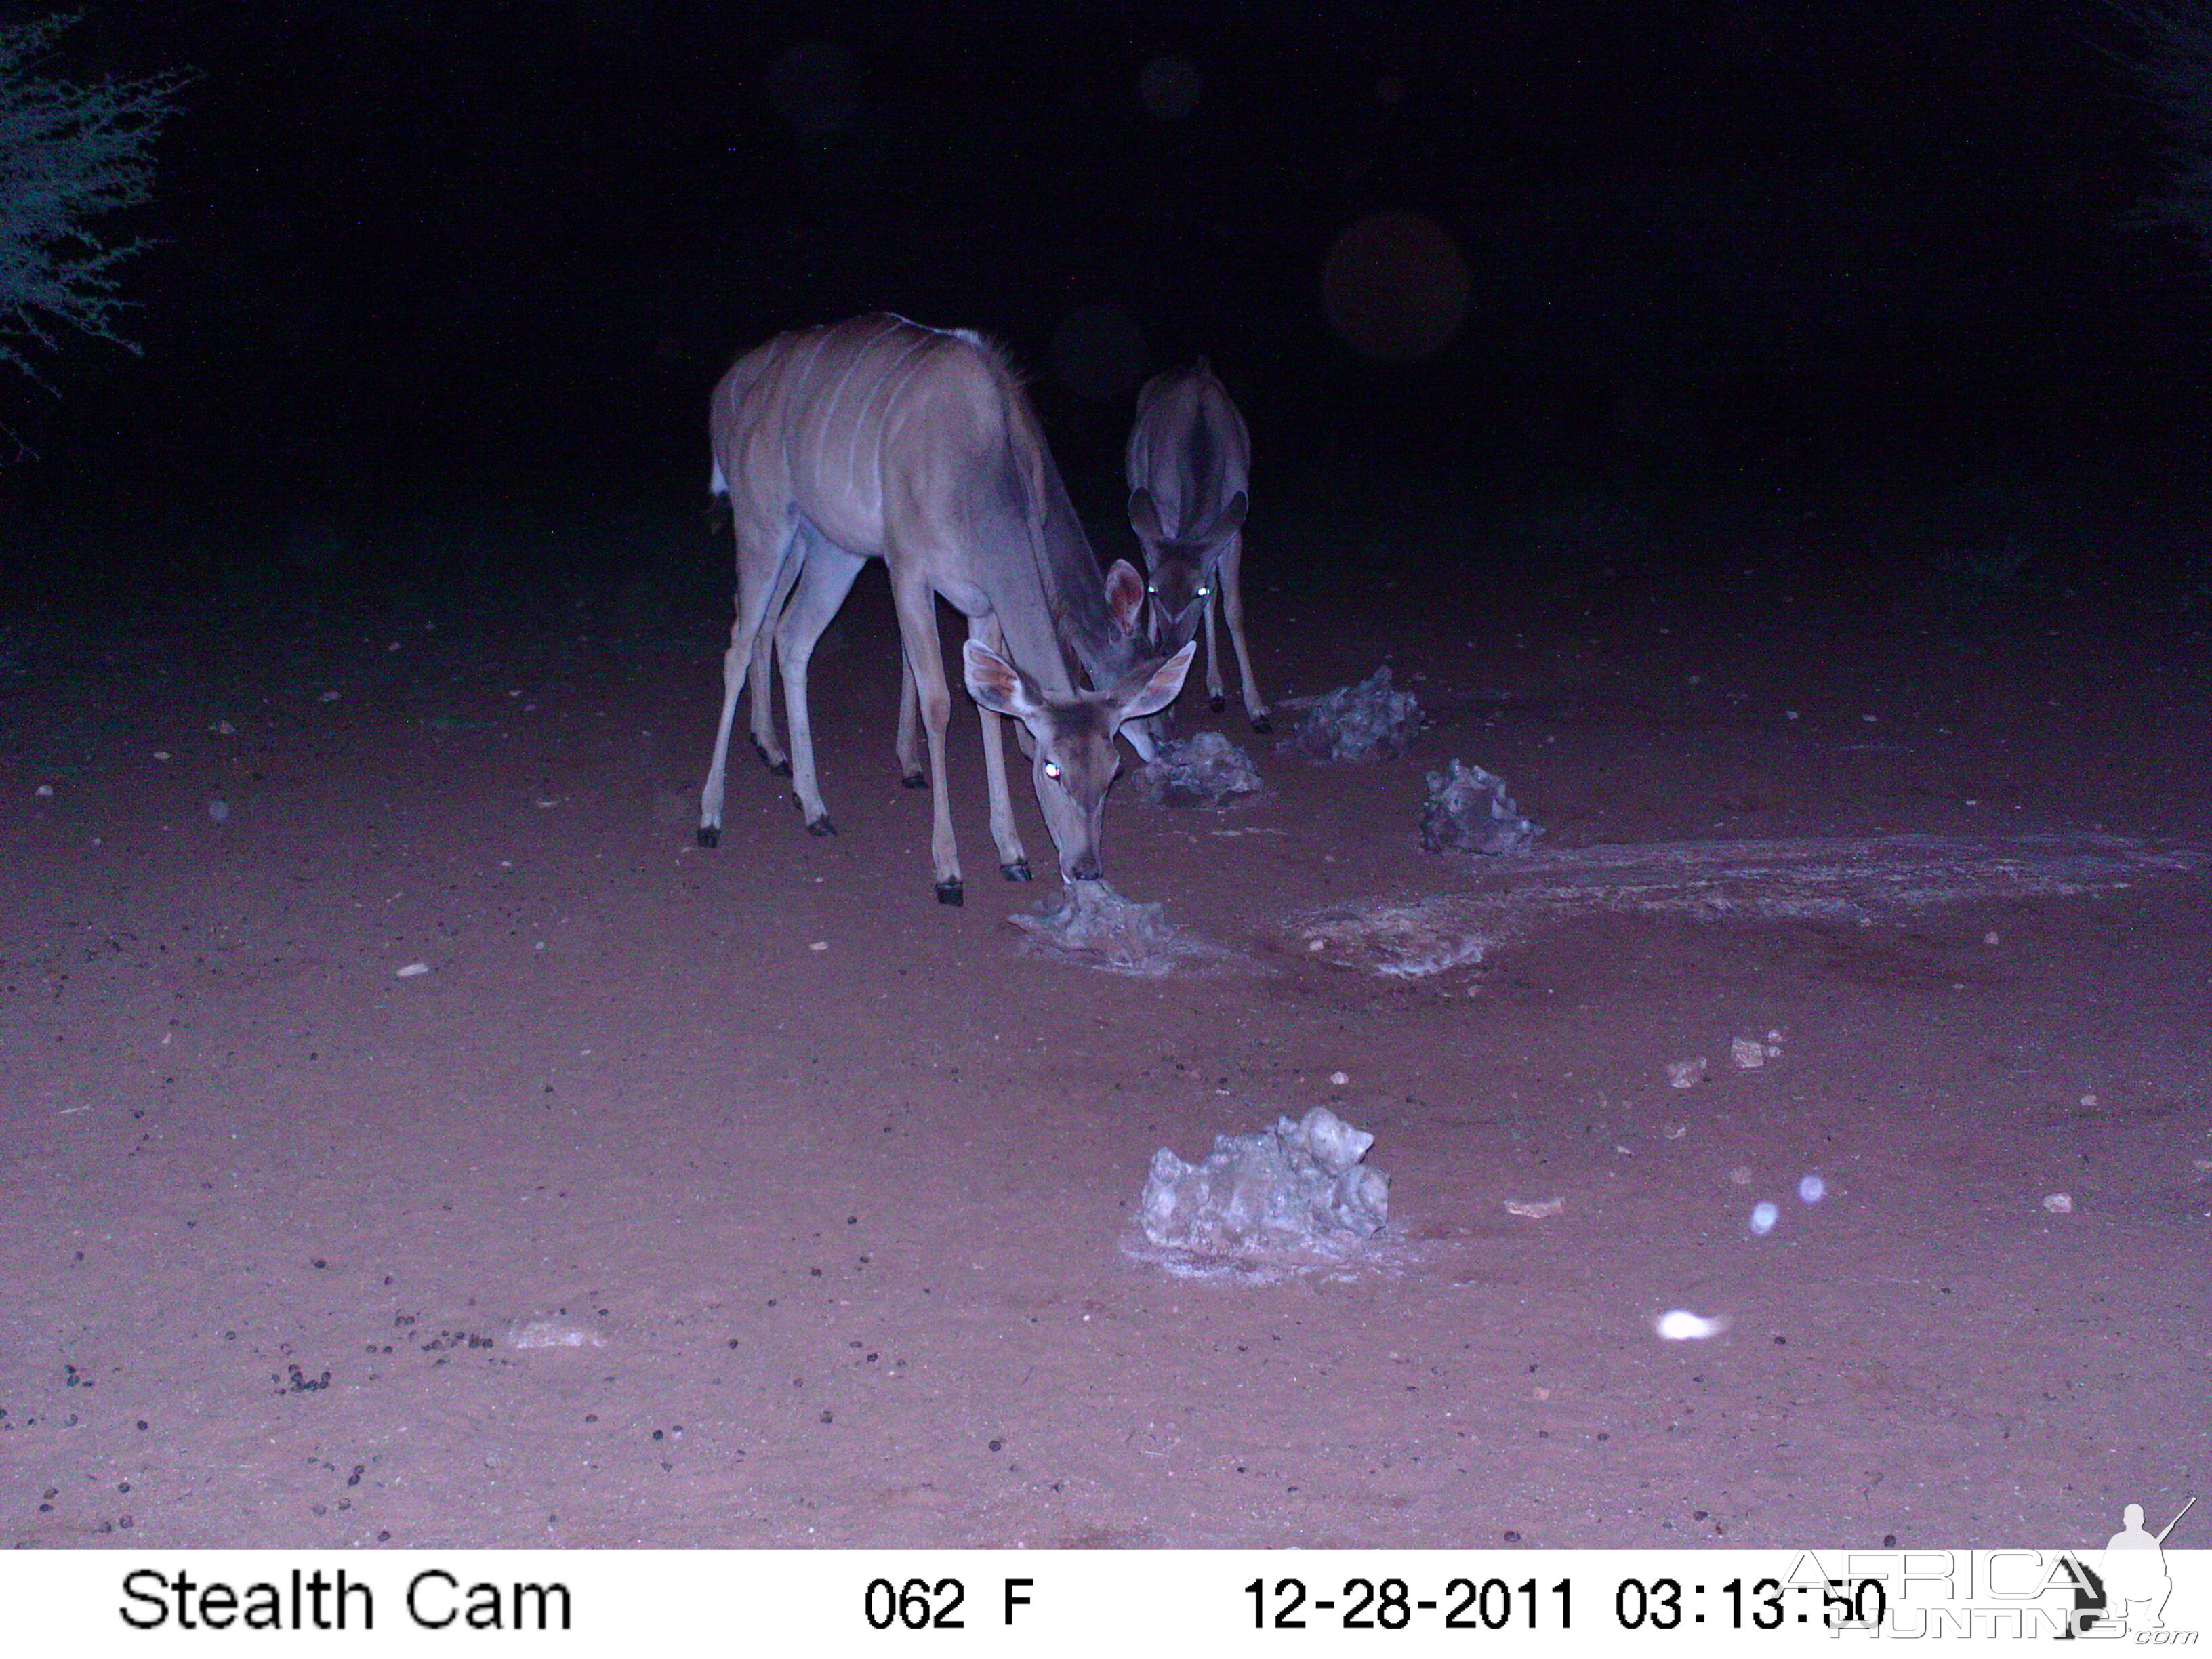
[963,636,1196,886]
[1126,487,1248,652]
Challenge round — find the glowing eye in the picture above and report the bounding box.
[1043,762,1062,782]
[1145,584,1157,596]
[1196,586,1211,598]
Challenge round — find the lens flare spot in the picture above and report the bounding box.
[1322,210,1470,363]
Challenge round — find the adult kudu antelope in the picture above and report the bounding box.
[1126,359,1267,731]
[697,314,1195,905]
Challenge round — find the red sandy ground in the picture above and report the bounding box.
[2,547,2206,1551]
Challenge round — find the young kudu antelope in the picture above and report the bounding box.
[1126,359,1267,731]
[697,314,1193,905]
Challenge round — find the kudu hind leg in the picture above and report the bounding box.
[895,649,926,788]
[699,523,801,846]
[773,539,867,836]
[748,552,803,777]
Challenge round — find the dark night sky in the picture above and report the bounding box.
[6,1,2205,540]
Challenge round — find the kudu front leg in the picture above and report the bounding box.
[1202,588,1227,712]
[1219,532,1269,732]
[890,579,966,904]
[968,614,1030,883]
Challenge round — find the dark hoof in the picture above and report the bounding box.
[1251,713,1273,735]
[1001,859,1033,883]
[753,742,791,778]
[1210,693,1227,714]
[696,825,720,849]
[901,771,928,790]
[805,816,836,838]
[935,879,964,907]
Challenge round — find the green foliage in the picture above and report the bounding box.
[0,12,187,382]
[2113,1,2212,264]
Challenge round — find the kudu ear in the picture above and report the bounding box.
[1207,489,1248,540]
[1107,642,1197,726]
[1127,488,1164,543]
[962,640,1046,722]
[1103,559,1147,636]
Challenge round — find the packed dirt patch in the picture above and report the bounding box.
[1292,832,2203,977]
[2,559,2207,1550]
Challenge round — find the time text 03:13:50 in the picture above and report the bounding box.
[1246,1575,1889,1632]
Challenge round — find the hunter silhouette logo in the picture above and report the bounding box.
[2102,1496,2194,1633]
[2067,1496,2196,1637]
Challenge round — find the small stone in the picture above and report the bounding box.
[1140,1105,1388,1254]
[1666,1057,1708,1089]
[395,962,430,979]
[509,1317,604,1349]
[1329,1071,1348,1086]
[1420,759,1540,855]
[1504,1197,1563,1219]
[2041,1192,2073,1214]
[1278,665,1421,762]
[1139,731,1262,808]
